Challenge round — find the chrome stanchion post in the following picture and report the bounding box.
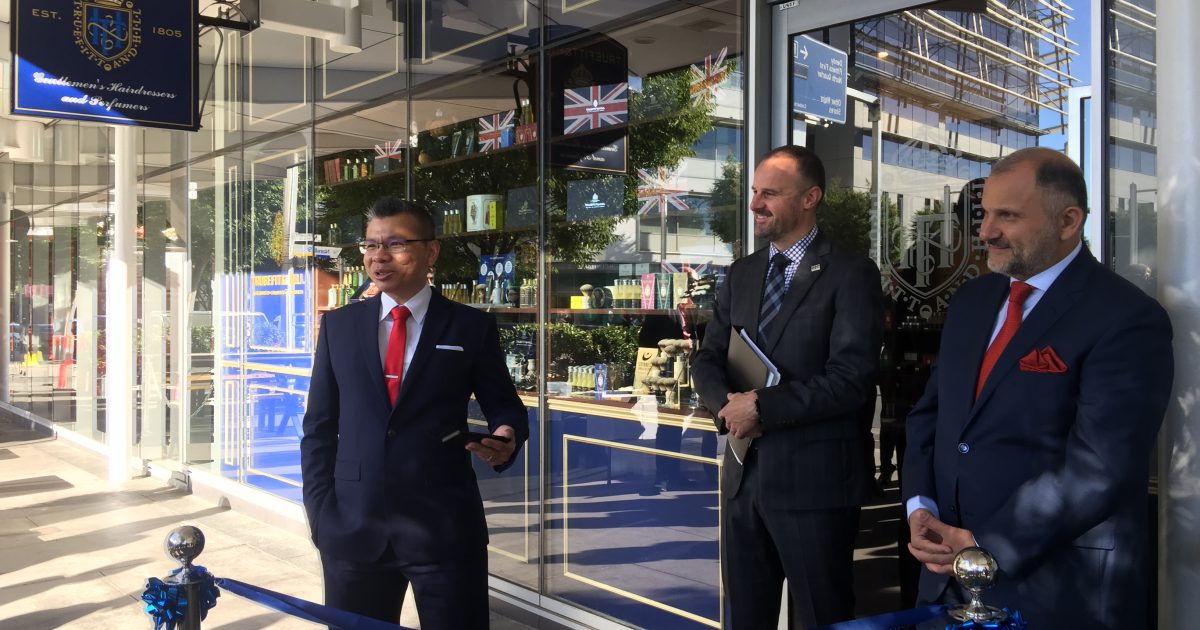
[164,525,207,629]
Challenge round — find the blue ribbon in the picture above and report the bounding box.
[141,566,220,630]
[216,576,414,629]
[815,605,1027,630]
[815,604,948,629]
[946,608,1026,630]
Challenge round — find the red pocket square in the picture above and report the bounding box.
[1019,347,1067,373]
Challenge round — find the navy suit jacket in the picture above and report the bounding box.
[903,248,1173,627]
[692,232,884,508]
[300,291,529,564]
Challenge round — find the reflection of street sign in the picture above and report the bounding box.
[791,35,847,124]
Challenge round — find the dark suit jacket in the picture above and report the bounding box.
[300,291,529,564]
[903,248,1173,627]
[692,232,884,508]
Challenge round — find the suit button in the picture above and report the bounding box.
[957,442,969,454]
[387,429,396,438]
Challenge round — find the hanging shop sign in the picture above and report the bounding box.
[549,31,629,174]
[12,0,200,131]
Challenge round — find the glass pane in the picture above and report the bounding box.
[543,1,742,626]
[1106,0,1157,293]
[405,0,539,85]
[407,55,542,592]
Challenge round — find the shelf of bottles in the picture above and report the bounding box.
[321,264,369,311]
[320,149,404,186]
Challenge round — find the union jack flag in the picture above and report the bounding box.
[477,110,515,153]
[563,83,628,135]
[637,166,690,216]
[689,47,730,105]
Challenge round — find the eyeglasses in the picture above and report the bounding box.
[359,237,434,254]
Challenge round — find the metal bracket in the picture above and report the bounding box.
[199,0,260,32]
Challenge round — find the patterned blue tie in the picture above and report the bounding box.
[758,253,791,343]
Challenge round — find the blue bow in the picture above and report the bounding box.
[947,608,1026,630]
[141,566,221,630]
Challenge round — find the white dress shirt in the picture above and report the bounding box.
[378,285,432,386]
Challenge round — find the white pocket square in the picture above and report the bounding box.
[436,344,464,351]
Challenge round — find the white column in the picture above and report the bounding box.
[1156,0,1200,625]
[0,163,11,402]
[106,126,138,483]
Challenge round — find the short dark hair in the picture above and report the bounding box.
[991,147,1088,216]
[761,145,826,196]
[364,197,437,239]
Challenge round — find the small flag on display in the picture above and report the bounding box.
[563,83,629,135]
[689,47,730,104]
[477,110,515,153]
[637,166,690,216]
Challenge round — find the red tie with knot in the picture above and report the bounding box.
[384,305,412,405]
[975,281,1034,399]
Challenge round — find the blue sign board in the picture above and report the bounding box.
[12,0,199,131]
[791,35,847,125]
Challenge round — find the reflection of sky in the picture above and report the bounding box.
[1040,0,1093,150]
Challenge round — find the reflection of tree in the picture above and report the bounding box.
[317,65,717,282]
[187,179,291,312]
[500,322,638,382]
[707,165,899,260]
[707,157,742,250]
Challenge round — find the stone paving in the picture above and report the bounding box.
[0,414,536,630]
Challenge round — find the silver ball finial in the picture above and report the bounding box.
[164,525,205,568]
[947,547,1009,623]
[953,546,998,592]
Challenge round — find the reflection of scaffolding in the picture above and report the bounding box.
[856,0,1077,132]
[1108,0,1157,77]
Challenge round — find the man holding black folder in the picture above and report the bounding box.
[692,146,884,629]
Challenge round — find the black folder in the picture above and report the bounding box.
[725,327,780,464]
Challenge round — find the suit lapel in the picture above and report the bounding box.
[739,249,771,335]
[394,292,452,408]
[965,250,1096,428]
[761,234,829,355]
[949,275,1009,429]
[357,296,392,412]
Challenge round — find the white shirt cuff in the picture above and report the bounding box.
[906,495,939,521]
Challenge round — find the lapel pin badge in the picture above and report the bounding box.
[810,264,821,272]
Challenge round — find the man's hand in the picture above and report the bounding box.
[466,425,517,467]
[720,392,763,439]
[907,508,976,575]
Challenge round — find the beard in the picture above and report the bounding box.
[986,224,1060,278]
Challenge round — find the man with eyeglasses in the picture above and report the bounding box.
[301,196,529,629]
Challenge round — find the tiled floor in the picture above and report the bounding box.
[0,414,535,629]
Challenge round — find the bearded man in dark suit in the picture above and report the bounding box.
[904,148,1174,627]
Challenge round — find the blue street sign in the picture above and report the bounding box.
[12,0,199,131]
[791,35,847,125]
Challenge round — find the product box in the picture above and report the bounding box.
[466,194,504,231]
[640,273,657,309]
[671,272,690,307]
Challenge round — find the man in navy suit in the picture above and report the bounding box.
[692,146,884,628]
[903,148,1173,627]
[301,197,528,629]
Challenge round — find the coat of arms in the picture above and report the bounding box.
[74,0,142,71]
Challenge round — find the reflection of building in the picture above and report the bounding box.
[1105,0,1158,277]
[797,4,1076,324]
[815,5,1076,245]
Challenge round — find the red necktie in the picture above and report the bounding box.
[975,281,1034,399]
[384,305,411,405]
